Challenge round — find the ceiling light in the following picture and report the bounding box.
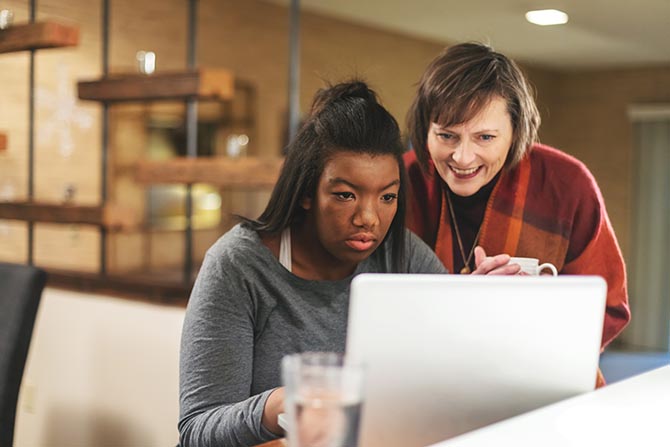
[525,9,569,26]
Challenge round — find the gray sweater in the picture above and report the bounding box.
[178,224,446,447]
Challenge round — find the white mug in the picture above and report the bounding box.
[508,257,558,276]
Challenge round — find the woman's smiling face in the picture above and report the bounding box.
[426,96,513,197]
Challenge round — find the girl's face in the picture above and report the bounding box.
[300,151,400,277]
[426,95,513,197]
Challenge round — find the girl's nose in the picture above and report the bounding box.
[353,202,379,229]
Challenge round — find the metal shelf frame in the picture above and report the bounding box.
[4,0,302,301]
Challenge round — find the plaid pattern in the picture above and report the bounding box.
[406,144,631,387]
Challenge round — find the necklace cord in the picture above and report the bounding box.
[446,189,482,274]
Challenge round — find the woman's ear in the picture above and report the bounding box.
[300,196,312,210]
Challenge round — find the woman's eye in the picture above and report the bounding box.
[382,193,398,203]
[437,132,455,140]
[480,134,495,141]
[334,192,355,200]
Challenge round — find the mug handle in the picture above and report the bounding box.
[539,262,558,276]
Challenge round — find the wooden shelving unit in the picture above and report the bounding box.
[0,21,79,54]
[0,201,137,231]
[77,69,235,102]
[0,2,271,302]
[0,2,284,303]
[0,6,227,302]
[135,156,283,188]
[68,1,242,298]
[1,14,83,281]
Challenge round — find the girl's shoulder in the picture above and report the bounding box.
[205,223,274,268]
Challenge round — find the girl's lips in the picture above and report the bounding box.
[346,234,376,252]
[346,240,376,251]
[449,165,482,179]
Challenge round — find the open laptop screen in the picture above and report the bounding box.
[346,274,606,447]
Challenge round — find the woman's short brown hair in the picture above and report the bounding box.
[408,42,541,171]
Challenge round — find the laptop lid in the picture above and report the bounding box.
[346,274,606,447]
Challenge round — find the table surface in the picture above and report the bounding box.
[430,365,670,446]
[255,366,670,447]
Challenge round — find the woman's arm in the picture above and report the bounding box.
[261,387,285,434]
[553,160,630,348]
[562,200,631,348]
[178,252,281,447]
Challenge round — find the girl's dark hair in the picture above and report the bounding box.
[408,42,541,172]
[244,80,407,271]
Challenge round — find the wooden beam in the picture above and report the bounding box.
[47,269,191,305]
[0,132,6,151]
[77,69,235,102]
[135,157,283,188]
[0,201,137,230]
[0,21,79,54]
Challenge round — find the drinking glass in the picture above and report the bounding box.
[282,352,364,447]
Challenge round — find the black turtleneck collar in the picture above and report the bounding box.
[445,170,502,273]
[447,170,502,207]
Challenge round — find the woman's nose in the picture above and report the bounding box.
[451,140,476,165]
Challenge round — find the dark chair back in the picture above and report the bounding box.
[0,262,47,447]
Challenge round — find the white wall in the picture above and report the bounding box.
[15,288,185,447]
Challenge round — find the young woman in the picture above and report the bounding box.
[178,81,449,447]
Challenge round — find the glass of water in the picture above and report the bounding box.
[282,352,364,447]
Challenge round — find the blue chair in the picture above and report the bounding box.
[0,262,47,447]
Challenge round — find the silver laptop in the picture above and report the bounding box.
[346,274,607,447]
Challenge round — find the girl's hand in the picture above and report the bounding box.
[262,387,285,435]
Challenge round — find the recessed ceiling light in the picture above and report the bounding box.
[525,9,569,26]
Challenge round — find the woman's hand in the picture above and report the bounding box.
[471,246,521,275]
[262,387,285,435]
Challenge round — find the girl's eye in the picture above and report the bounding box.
[382,193,398,203]
[334,192,355,200]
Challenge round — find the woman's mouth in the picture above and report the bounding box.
[346,234,376,251]
[449,165,482,179]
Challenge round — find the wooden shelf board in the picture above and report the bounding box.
[0,21,79,54]
[135,156,283,188]
[77,69,235,102]
[0,132,6,151]
[46,268,191,305]
[0,201,137,230]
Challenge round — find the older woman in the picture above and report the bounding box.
[404,43,630,377]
